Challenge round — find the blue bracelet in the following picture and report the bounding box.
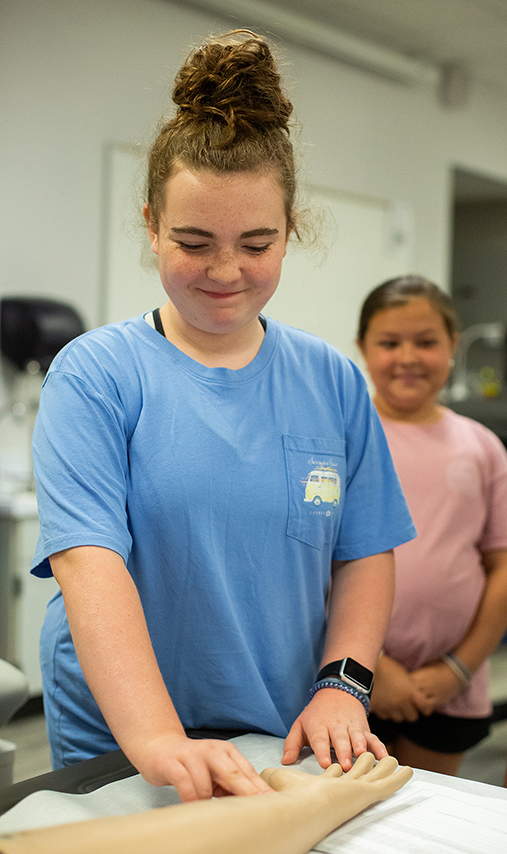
[309,677,370,715]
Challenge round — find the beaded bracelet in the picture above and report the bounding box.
[442,652,472,687]
[309,677,370,715]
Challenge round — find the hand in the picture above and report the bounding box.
[370,655,433,722]
[263,752,413,822]
[282,688,387,772]
[137,732,272,802]
[409,659,464,710]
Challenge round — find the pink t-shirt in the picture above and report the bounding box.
[380,407,507,718]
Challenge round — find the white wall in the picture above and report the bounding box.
[3,0,507,478]
[3,0,507,324]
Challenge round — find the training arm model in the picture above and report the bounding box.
[0,753,412,854]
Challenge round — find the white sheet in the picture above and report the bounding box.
[1,734,506,852]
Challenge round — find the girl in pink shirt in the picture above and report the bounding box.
[357,275,507,776]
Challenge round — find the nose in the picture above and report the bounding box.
[397,341,418,363]
[207,250,241,285]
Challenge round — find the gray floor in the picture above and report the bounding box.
[2,646,507,787]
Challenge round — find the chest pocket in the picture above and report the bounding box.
[283,435,346,551]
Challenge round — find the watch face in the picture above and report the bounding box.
[340,658,373,693]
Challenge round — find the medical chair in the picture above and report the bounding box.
[0,660,29,789]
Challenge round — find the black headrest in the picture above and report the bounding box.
[0,297,86,372]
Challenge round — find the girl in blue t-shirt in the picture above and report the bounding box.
[33,30,414,803]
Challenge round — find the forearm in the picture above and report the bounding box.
[321,551,395,670]
[0,791,328,854]
[281,552,395,768]
[51,547,271,800]
[50,547,184,766]
[0,758,413,854]
[451,550,507,673]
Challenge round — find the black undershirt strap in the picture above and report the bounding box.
[152,308,267,337]
[152,307,165,337]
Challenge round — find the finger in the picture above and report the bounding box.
[322,762,344,778]
[403,706,420,722]
[210,743,273,794]
[364,732,389,760]
[362,755,399,780]
[165,761,202,803]
[309,731,334,769]
[347,728,369,762]
[371,763,413,797]
[325,731,352,771]
[260,767,278,788]
[212,759,272,797]
[413,694,435,716]
[282,722,306,765]
[344,751,375,778]
[260,766,309,791]
[390,708,408,723]
[212,783,232,798]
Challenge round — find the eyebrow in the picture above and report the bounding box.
[169,226,280,239]
[378,328,439,336]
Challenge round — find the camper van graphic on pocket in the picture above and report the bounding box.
[303,468,341,507]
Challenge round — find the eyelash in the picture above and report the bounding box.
[177,242,271,254]
[178,242,208,252]
[246,244,270,254]
[379,340,438,349]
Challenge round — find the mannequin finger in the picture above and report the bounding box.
[344,752,375,778]
[362,755,400,780]
[373,764,413,795]
[260,766,308,791]
[322,763,344,778]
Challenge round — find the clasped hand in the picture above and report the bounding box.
[370,655,465,723]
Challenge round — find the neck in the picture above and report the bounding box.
[158,302,265,369]
[373,395,445,425]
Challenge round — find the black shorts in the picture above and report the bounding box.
[368,711,491,754]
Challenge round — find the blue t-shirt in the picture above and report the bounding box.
[32,315,415,764]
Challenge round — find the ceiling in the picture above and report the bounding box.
[270,0,507,93]
[187,0,507,95]
[186,0,507,199]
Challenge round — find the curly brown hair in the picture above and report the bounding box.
[145,31,297,234]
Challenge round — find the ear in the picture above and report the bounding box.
[356,337,366,357]
[451,332,459,354]
[143,203,159,255]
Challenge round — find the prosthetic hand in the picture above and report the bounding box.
[0,753,412,854]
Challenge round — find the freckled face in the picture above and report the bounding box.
[144,167,289,337]
[359,297,457,417]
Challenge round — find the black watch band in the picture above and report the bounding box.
[316,657,374,696]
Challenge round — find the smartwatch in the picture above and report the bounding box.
[316,658,374,697]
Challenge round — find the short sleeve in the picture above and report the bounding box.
[31,365,135,577]
[477,426,507,552]
[333,360,416,561]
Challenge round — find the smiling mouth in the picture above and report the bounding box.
[200,290,243,299]
[394,373,426,383]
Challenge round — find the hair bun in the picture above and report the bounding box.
[172,32,292,144]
